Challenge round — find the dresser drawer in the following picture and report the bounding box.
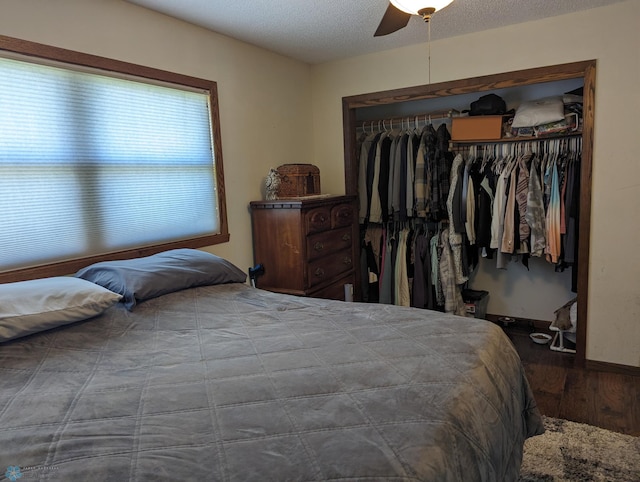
[307,249,353,288]
[306,207,331,234]
[307,227,353,261]
[331,203,354,228]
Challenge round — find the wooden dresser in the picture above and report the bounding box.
[249,195,357,300]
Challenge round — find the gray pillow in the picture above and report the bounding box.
[0,277,122,342]
[75,248,247,310]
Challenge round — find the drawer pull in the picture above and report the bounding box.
[308,210,330,232]
[314,268,325,278]
[314,242,324,251]
[342,234,351,242]
[343,257,352,265]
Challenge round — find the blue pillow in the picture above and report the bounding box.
[75,249,246,310]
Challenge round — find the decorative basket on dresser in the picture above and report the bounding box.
[249,195,357,301]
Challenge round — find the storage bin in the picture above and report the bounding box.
[451,116,509,141]
[462,289,489,319]
[276,164,321,197]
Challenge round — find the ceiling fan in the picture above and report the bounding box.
[375,0,454,36]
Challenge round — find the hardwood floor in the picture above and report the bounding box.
[499,319,640,436]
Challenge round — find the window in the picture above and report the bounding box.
[0,37,228,282]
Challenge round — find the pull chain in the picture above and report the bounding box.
[427,19,431,85]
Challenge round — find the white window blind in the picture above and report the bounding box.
[0,55,221,272]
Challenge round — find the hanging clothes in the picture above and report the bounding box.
[526,155,546,257]
[563,150,580,264]
[492,156,514,269]
[369,133,392,224]
[545,160,561,264]
[356,117,582,311]
[412,228,435,310]
[394,132,409,221]
[431,230,444,307]
[447,153,469,285]
[415,130,429,218]
[394,227,410,306]
[472,160,495,255]
[515,152,533,252]
[439,227,466,316]
[449,137,583,272]
[358,131,380,224]
[501,158,518,255]
[377,135,393,223]
[359,125,429,225]
[465,157,476,245]
[430,124,453,222]
[379,229,395,304]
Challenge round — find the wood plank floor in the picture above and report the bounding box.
[500,321,640,436]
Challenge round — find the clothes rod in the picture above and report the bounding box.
[450,132,583,146]
[357,109,460,132]
[450,135,582,155]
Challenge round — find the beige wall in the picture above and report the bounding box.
[0,0,313,275]
[311,0,640,367]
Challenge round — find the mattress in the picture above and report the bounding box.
[0,283,543,481]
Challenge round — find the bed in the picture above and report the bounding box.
[0,249,543,481]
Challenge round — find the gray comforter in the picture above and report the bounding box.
[0,283,543,481]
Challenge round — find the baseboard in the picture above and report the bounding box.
[585,360,640,377]
[485,313,551,332]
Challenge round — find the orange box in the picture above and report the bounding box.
[451,115,508,141]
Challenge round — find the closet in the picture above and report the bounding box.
[341,61,595,365]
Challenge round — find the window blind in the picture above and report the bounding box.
[0,55,220,272]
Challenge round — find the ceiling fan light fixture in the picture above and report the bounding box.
[389,0,454,17]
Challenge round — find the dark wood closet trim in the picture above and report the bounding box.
[342,60,596,367]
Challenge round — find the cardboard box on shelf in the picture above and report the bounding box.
[451,115,510,141]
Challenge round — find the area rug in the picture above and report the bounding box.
[519,416,640,481]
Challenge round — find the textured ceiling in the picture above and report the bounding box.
[127,0,625,64]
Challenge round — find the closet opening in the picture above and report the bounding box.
[342,61,595,366]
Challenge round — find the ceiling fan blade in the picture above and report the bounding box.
[374,3,411,37]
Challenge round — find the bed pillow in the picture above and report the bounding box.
[75,248,247,310]
[0,277,122,342]
[511,96,565,128]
